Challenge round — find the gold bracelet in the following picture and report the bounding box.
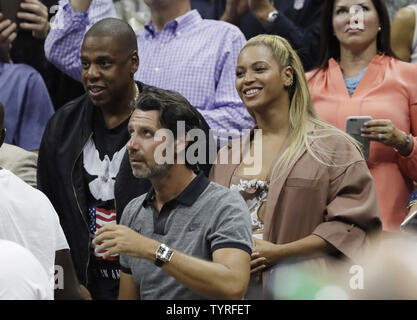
[407,200,417,210]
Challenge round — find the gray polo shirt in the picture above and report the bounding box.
[119,173,252,300]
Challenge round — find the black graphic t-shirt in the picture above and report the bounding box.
[83,108,129,299]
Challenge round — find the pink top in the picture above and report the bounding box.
[307,55,417,231]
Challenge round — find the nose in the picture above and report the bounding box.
[126,133,143,155]
[243,71,256,84]
[349,6,363,25]
[85,63,100,80]
[126,135,136,152]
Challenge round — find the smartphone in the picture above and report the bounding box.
[400,210,417,233]
[0,0,24,28]
[345,116,372,160]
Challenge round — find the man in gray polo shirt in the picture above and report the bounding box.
[94,87,252,300]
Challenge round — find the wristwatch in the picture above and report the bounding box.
[155,243,174,267]
[266,10,279,24]
[394,131,411,153]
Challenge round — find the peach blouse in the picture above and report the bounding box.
[307,55,417,230]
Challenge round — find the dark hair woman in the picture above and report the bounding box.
[307,0,417,231]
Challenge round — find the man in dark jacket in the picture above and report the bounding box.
[37,17,214,300]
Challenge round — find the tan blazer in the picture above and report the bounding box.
[210,128,382,269]
[0,143,38,188]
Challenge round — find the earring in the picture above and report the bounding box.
[378,26,382,32]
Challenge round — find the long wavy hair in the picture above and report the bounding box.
[242,35,362,180]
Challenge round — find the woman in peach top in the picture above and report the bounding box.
[307,0,417,231]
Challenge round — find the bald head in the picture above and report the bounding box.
[83,18,138,53]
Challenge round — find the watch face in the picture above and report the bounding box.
[156,244,173,263]
[157,246,166,256]
[166,250,173,260]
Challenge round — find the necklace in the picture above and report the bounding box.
[129,82,140,109]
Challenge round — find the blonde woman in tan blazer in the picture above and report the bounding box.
[209,34,382,298]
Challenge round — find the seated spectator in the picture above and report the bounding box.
[0,103,85,299]
[94,87,252,300]
[0,240,52,300]
[209,34,382,299]
[44,0,253,139]
[307,0,417,231]
[217,0,323,71]
[38,18,215,300]
[391,4,417,63]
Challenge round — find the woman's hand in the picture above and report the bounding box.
[251,237,282,274]
[361,119,412,155]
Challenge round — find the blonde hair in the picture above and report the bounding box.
[242,35,362,180]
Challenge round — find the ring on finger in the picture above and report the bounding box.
[378,133,383,140]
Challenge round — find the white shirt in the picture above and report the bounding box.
[0,240,52,300]
[0,169,69,294]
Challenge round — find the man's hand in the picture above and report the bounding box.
[17,0,49,39]
[93,225,156,260]
[0,14,17,50]
[248,0,276,23]
[221,0,249,24]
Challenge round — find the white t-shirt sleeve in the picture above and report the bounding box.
[0,240,52,300]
